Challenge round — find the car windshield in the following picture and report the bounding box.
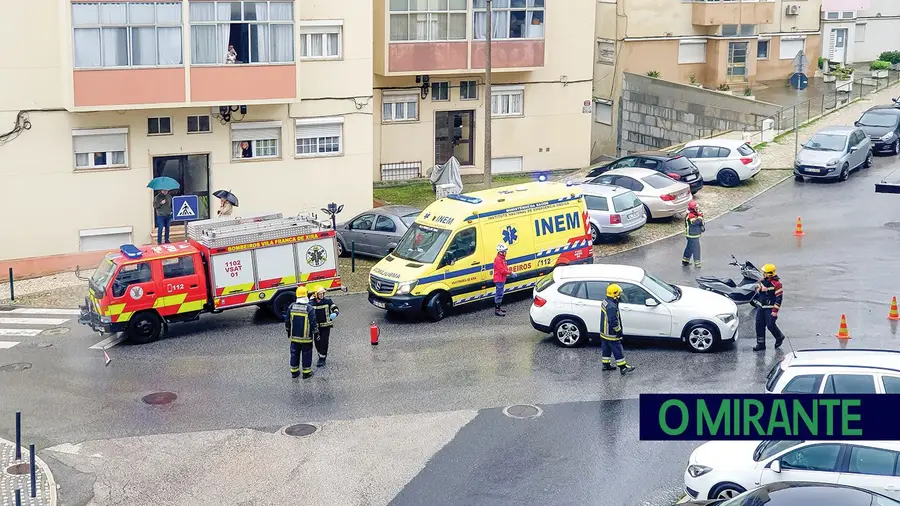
[642,173,676,190]
[90,258,117,293]
[737,144,755,156]
[641,273,678,303]
[392,223,451,264]
[665,156,694,171]
[805,133,847,151]
[753,440,803,462]
[612,192,641,212]
[858,111,899,128]
[400,212,420,227]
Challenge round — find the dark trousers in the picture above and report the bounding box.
[290,340,313,375]
[315,326,331,358]
[682,237,701,266]
[600,338,628,367]
[755,309,785,348]
[494,282,505,306]
[155,215,171,244]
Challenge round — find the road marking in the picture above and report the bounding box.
[0,329,42,337]
[89,334,126,350]
[0,318,70,326]
[9,308,81,315]
[0,341,20,349]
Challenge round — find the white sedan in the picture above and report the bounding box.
[673,139,762,187]
[529,264,738,353]
[684,440,900,501]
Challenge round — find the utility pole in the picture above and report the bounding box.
[482,0,493,188]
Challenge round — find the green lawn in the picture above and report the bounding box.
[374,174,537,209]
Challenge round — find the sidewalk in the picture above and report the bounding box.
[0,437,56,506]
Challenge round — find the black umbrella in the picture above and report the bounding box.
[213,189,239,207]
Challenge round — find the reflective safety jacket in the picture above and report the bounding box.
[311,296,339,328]
[757,276,784,315]
[684,211,705,238]
[599,297,623,341]
[285,299,318,343]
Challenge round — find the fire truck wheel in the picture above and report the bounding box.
[128,311,162,344]
[270,291,295,322]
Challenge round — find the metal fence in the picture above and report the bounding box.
[380,161,423,181]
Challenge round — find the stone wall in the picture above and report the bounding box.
[618,73,783,154]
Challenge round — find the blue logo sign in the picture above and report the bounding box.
[172,195,200,221]
[534,212,581,237]
[502,226,518,245]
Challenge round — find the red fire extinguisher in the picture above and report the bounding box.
[370,321,380,345]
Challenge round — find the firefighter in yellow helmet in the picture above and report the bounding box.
[311,286,339,368]
[285,286,318,378]
[599,283,636,375]
[753,263,785,352]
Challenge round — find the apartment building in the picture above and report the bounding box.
[821,0,895,65]
[0,0,374,263]
[592,0,824,157]
[372,0,596,181]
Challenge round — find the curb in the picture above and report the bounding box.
[1,437,58,506]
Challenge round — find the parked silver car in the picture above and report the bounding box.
[794,125,874,182]
[578,184,646,242]
[335,205,421,258]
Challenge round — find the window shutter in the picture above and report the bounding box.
[296,123,341,139]
[72,130,127,153]
[779,38,804,59]
[678,41,706,64]
[232,122,282,141]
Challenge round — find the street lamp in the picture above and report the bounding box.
[321,202,343,230]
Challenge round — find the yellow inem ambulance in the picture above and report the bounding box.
[367,181,593,321]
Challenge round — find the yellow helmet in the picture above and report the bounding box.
[762,264,776,276]
[606,283,622,298]
[295,286,308,298]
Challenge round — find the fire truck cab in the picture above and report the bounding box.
[79,213,343,343]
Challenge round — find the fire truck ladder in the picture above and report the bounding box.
[186,213,283,238]
[189,215,327,249]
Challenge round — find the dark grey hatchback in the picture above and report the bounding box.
[855,104,900,155]
[683,482,900,506]
[586,152,703,194]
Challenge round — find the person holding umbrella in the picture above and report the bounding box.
[147,177,180,244]
[213,189,239,217]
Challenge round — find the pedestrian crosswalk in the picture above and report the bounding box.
[0,308,80,349]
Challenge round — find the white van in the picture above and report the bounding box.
[765,348,900,394]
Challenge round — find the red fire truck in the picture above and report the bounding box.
[79,213,344,343]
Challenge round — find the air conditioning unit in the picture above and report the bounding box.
[785,4,800,16]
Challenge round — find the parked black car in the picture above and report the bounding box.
[683,482,900,506]
[855,103,900,155]
[586,152,703,193]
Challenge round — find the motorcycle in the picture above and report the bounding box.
[696,255,762,306]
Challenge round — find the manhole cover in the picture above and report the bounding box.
[41,327,70,336]
[142,392,177,405]
[284,423,318,437]
[0,363,32,372]
[885,222,900,229]
[732,204,753,212]
[5,463,30,475]
[503,404,543,419]
[724,224,744,230]
[749,232,770,238]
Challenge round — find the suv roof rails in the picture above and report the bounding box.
[797,348,900,355]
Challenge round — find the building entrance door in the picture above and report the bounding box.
[152,155,211,225]
[831,28,848,64]
[727,41,749,82]
[435,110,475,166]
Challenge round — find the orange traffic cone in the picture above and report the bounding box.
[793,217,805,237]
[836,314,851,339]
[889,297,900,321]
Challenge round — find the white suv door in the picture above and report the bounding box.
[617,282,673,337]
[838,444,900,499]
[760,443,843,487]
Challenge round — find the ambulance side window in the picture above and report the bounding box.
[162,256,195,279]
[444,228,477,263]
[112,263,152,298]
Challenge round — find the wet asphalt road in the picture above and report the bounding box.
[3,156,900,505]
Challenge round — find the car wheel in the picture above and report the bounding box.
[794,174,804,182]
[425,292,450,322]
[839,163,850,181]
[643,204,653,220]
[864,150,874,168]
[710,483,746,500]
[684,322,718,353]
[590,224,600,244]
[270,290,296,322]
[893,139,900,155]
[716,169,741,188]
[127,311,163,344]
[336,240,346,257]
[553,318,587,348]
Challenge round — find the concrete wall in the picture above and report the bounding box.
[617,73,782,154]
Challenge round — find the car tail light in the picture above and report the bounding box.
[667,172,680,179]
[660,193,676,201]
[740,157,753,165]
[533,295,547,307]
[609,214,621,224]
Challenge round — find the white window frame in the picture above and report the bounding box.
[460,80,478,100]
[188,1,295,65]
[389,0,468,42]
[431,81,450,101]
[491,85,524,118]
[72,128,129,170]
[825,11,840,20]
[295,116,344,158]
[148,116,173,136]
[855,23,866,43]
[757,38,770,60]
[779,36,806,60]
[382,93,419,123]
[841,11,855,19]
[231,121,281,160]
[71,2,183,69]
[678,40,707,64]
[473,0,545,40]
[187,115,212,134]
[298,21,342,60]
[593,99,613,125]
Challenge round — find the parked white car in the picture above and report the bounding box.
[529,264,738,353]
[578,184,646,242]
[674,139,762,187]
[586,167,691,219]
[684,440,900,501]
[765,348,900,393]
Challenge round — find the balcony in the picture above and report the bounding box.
[692,0,776,26]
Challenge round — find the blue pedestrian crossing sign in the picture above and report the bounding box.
[172,195,200,221]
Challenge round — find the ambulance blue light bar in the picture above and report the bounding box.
[447,194,483,204]
[120,244,143,259]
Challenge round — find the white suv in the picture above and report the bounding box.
[765,349,900,394]
[528,264,738,353]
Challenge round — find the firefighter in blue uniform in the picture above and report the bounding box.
[599,284,636,375]
[682,200,704,268]
[285,286,317,379]
[311,286,339,367]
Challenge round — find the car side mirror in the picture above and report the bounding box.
[854,121,859,127]
[770,460,782,473]
[440,253,455,268]
[850,145,859,152]
[645,298,658,307]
